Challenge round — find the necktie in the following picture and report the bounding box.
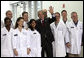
[42,20,44,26]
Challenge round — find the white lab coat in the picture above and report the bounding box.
[61,20,70,43]
[23,21,28,29]
[28,29,41,57]
[50,21,67,57]
[67,20,83,54]
[61,20,70,52]
[12,28,30,57]
[1,27,14,57]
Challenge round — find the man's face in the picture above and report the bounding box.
[62,11,67,21]
[71,13,78,22]
[38,12,44,19]
[23,13,28,21]
[55,14,60,21]
[62,11,67,17]
[6,12,12,19]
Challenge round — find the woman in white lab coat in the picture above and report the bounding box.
[67,12,83,57]
[1,17,14,57]
[12,17,31,57]
[50,12,67,57]
[28,19,41,57]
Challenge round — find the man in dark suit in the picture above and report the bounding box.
[36,10,55,57]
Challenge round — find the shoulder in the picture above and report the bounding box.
[22,28,29,33]
[1,27,6,34]
[1,27,5,31]
[35,30,40,34]
[36,19,41,24]
[35,30,41,36]
[36,19,40,22]
[78,21,83,25]
[50,22,54,26]
[78,21,83,28]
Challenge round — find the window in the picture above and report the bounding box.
[10,1,42,24]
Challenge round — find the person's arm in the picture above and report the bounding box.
[81,34,83,46]
[81,23,83,46]
[12,31,18,56]
[48,6,56,23]
[63,25,71,48]
[27,30,31,55]
[50,24,55,46]
[1,29,4,44]
[35,20,40,32]
[36,34,41,57]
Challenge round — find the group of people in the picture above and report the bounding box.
[1,6,83,57]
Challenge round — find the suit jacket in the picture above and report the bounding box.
[36,18,55,47]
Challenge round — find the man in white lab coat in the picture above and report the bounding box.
[50,12,68,57]
[67,12,83,57]
[61,10,71,57]
[1,17,14,57]
[22,11,29,30]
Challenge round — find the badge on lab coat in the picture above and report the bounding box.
[14,34,18,36]
[3,34,7,36]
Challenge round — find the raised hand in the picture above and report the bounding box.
[49,6,54,15]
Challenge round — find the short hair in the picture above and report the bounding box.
[71,12,77,16]
[38,10,45,15]
[22,11,28,16]
[4,17,11,24]
[61,10,67,14]
[55,12,60,16]
[6,10,12,15]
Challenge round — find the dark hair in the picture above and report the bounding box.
[4,17,11,24]
[55,12,60,16]
[15,17,24,29]
[29,19,36,31]
[22,11,28,16]
[61,10,67,14]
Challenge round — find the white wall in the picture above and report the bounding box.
[1,1,19,22]
[42,1,83,22]
[1,1,11,22]
[1,1,83,22]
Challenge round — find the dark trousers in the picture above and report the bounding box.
[65,53,69,57]
[41,43,53,57]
